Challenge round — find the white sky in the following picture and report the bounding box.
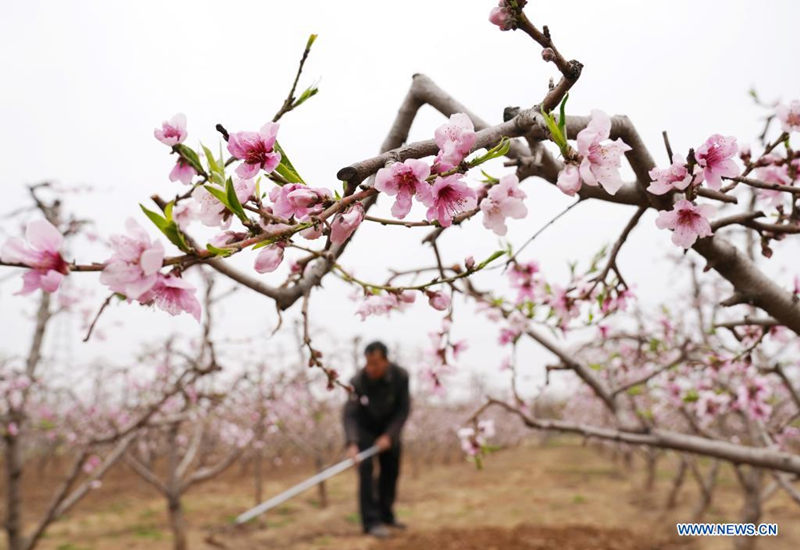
[1,0,799,398]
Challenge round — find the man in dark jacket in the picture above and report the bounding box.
[343,341,410,539]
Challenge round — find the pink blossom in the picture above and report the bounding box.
[7,423,18,437]
[509,261,539,304]
[655,199,715,248]
[172,201,198,229]
[776,100,800,133]
[192,179,255,227]
[300,224,324,240]
[576,110,631,195]
[374,159,432,218]
[254,243,285,273]
[433,113,477,173]
[269,184,332,221]
[546,284,580,329]
[499,311,529,344]
[647,154,699,195]
[100,219,165,300]
[355,292,413,320]
[480,174,527,235]
[208,230,242,248]
[452,340,468,358]
[169,158,197,185]
[478,419,496,438]
[227,123,281,178]
[498,327,518,345]
[1,219,69,294]
[154,113,187,146]
[556,164,581,196]
[696,391,728,423]
[601,287,635,314]
[427,290,451,311]
[694,134,739,190]
[457,427,481,456]
[755,165,792,208]
[139,273,201,321]
[425,175,477,227]
[83,455,102,474]
[736,375,772,421]
[330,203,364,245]
[489,1,518,31]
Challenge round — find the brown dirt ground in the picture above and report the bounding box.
[12,436,800,549]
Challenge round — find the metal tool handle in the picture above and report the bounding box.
[234,445,380,524]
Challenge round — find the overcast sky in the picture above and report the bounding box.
[1,1,798,398]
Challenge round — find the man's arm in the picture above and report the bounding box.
[384,370,411,443]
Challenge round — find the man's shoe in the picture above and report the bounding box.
[385,521,407,530]
[367,525,392,539]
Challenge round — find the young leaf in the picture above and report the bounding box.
[206,243,234,257]
[468,137,511,168]
[292,84,319,109]
[476,250,505,270]
[558,93,569,137]
[540,107,566,151]
[225,177,249,223]
[202,144,225,185]
[273,141,305,184]
[306,33,318,49]
[204,184,230,210]
[139,204,190,252]
[174,144,206,176]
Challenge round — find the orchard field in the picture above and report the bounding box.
[12,437,799,550]
[3,2,800,550]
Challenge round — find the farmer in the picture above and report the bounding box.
[343,340,411,539]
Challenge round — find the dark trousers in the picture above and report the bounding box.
[357,438,401,531]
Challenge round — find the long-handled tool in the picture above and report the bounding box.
[234,445,379,525]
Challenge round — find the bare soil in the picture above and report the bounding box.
[11,437,799,549]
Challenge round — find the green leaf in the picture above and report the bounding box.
[682,389,699,403]
[206,244,234,257]
[139,204,190,252]
[468,137,512,168]
[480,170,500,184]
[202,144,225,185]
[476,250,505,270]
[204,184,230,209]
[540,107,566,151]
[626,384,643,396]
[306,33,318,50]
[273,141,305,184]
[292,84,319,109]
[557,93,569,137]
[174,144,206,175]
[225,177,248,223]
[140,204,169,232]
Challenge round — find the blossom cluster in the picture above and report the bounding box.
[375,113,526,232]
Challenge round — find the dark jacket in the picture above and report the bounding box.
[343,364,411,445]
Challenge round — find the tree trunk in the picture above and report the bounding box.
[314,456,328,508]
[691,459,719,522]
[167,494,187,550]
[4,433,25,550]
[665,456,688,510]
[643,448,659,492]
[254,449,264,505]
[734,467,763,550]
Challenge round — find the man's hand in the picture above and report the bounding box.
[376,434,392,452]
[346,443,360,464]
